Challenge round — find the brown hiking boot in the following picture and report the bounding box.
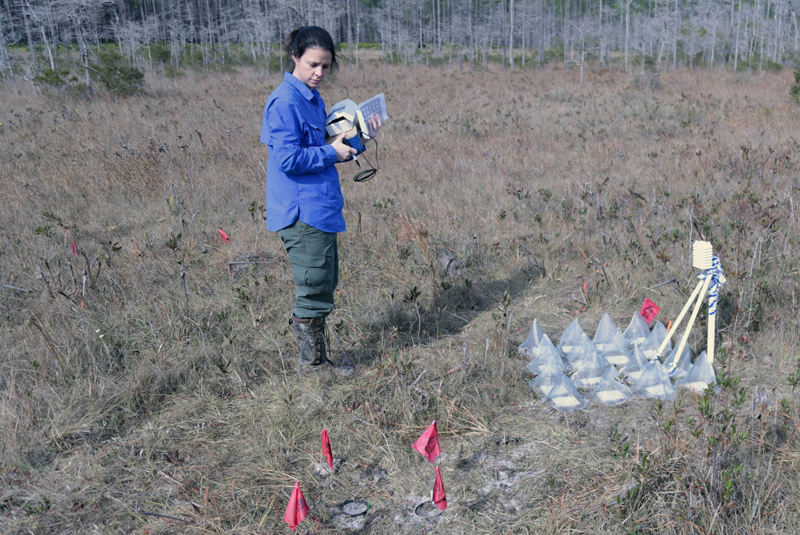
[290,315,353,376]
[290,315,326,365]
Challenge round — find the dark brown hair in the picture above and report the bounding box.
[283,26,339,72]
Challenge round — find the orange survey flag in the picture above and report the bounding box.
[321,429,334,470]
[412,421,440,464]
[433,466,447,511]
[640,297,660,324]
[283,482,309,531]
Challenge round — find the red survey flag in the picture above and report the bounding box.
[640,297,661,324]
[433,466,447,511]
[71,241,79,257]
[218,228,231,242]
[321,429,334,471]
[283,482,309,531]
[412,421,440,463]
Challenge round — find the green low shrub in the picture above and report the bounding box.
[33,68,70,87]
[791,70,800,102]
[97,50,145,96]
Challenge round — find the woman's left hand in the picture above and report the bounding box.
[366,115,382,137]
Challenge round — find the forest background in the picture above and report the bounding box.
[1,0,800,83]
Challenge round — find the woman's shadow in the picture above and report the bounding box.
[335,248,544,367]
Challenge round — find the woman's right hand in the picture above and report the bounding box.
[331,132,358,162]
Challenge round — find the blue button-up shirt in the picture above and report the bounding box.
[260,73,344,233]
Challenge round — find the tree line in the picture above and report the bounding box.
[1,0,798,79]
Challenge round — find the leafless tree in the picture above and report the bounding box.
[113,20,145,66]
[625,0,633,69]
[62,0,108,95]
[26,1,61,69]
[0,9,18,78]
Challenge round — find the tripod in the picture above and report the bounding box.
[655,241,726,375]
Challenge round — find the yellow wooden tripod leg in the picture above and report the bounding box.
[655,279,706,359]
[673,275,712,367]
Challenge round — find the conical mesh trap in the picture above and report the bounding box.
[558,318,587,356]
[563,334,596,372]
[663,336,692,378]
[572,349,611,389]
[640,321,670,361]
[676,351,716,391]
[593,313,619,349]
[543,373,589,413]
[526,339,565,375]
[598,328,632,366]
[588,367,634,406]
[620,345,650,383]
[623,313,650,346]
[632,360,677,400]
[518,318,546,357]
[529,364,566,397]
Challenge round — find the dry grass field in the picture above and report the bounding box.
[1,57,800,534]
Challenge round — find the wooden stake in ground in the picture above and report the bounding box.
[704,256,726,363]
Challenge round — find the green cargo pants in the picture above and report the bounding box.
[278,220,339,319]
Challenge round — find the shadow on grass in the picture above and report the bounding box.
[346,268,538,367]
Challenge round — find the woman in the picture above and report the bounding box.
[260,26,380,373]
